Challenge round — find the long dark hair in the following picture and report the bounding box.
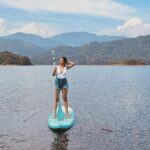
[61,56,67,65]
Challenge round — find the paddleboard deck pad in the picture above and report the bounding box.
[48,106,75,130]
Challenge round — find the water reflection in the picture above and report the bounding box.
[50,131,69,150]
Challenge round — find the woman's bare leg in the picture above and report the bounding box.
[53,88,59,118]
[62,88,70,118]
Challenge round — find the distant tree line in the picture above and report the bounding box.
[111,59,146,65]
[0,51,32,65]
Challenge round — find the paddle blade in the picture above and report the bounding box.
[57,98,65,121]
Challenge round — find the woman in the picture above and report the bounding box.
[52,56,75,118]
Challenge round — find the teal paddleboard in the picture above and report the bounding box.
[48,100,75,130]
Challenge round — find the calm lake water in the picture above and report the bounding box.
[0,65,150,150]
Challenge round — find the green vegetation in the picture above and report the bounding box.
[111,59,146,65]
[0,51,32,65]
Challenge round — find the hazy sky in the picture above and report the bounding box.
[0,0,150,37]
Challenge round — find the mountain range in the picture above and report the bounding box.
[2,31,125,47]
[0,32,150,65]
[31,35,150,65]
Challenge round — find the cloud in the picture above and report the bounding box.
[0,18,7,35]
[0,0,136,20]
[98,17,150,37]
[117,17,150,37]
[0,18,57,37]
[9,23,57,37]
[117,17,143,31]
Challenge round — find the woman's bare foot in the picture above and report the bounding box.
[65,113,71,118]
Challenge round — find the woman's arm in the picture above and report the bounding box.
[66,61,75,69]
[52,66,57,76]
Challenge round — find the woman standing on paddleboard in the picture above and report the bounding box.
[52,57,75,118]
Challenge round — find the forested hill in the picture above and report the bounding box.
[0,51,32,65]
[31,35,150,65]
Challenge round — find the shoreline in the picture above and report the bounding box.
[0,64,33,66]
[0,64,149,66]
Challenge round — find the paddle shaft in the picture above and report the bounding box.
[50,50,65,120]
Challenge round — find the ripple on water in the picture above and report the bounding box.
[0,65,150,150]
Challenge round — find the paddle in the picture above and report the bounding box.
[50,50,65,121]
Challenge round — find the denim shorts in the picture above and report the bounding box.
[55,77,69,89]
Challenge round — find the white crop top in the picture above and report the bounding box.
[56,65,67,79]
